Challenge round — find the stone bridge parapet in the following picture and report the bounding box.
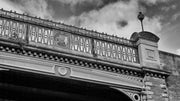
[0,9,170,101]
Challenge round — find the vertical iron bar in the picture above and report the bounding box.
[141,20,144,31]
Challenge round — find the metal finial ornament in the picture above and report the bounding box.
[138,12,145,31]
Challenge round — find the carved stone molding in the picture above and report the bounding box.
[0,44,143,78]
[130,31,159,43]
[53,65,71,77]
[123,90,141,101]
[114,88,142,101]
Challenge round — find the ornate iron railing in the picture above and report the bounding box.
[0,9,139,64]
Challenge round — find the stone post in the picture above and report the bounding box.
[130,31,160,69]
[131,31,169,101]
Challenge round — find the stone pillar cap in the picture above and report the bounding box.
[130,31,159,42]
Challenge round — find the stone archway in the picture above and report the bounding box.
[0,69,134,101]
[111,87,141,101]
[103,88,134,101]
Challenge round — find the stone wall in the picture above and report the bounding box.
[159,51,180,101]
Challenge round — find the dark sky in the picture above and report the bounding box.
[0,0,180,54]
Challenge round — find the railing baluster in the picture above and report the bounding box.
[0,9,139,64]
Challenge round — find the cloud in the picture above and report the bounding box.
[140,0,169,5]
[0,0,23,13]
[0,0,163,39]
[0,0,54,19]
[176,49,180,55]
[144,16,162,34]
[55,0,103,6]
[172,12,180,21]
[53,0,104,16]
[161,4,176,12]
[65,0,163,38]
[16,0,54,19]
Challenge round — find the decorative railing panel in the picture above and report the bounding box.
[28,25,54,47]
[0,9,139,64]
[94,40,138,63]
[0,18,27,41]
[70,34,92,54]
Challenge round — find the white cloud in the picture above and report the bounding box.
[55,0,103,14]
[140,0,169,5]
[0,0,163,39]
[57,0,170,5]
[0,0,23,13]
[55,0,103,5]
[65,0,163,38]
[144,16,162,35]
[0,0,54,19]
[161,4,176,12]
[176,49,180,55]
[17,0,54,19]
[172,12,180,21]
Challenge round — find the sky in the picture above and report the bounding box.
[0,0,180,55]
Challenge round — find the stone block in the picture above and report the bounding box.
[160,84,166,89]
[161,93,168,98]
[145,82,153,86]
[145,86,151,90]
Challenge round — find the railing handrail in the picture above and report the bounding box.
[0,8,139,64]
[0,8,135,47]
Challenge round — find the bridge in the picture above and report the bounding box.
[0,9,170,101]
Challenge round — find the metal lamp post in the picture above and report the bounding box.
[138,12,145,31]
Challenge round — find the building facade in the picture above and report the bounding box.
[0,9,179,101]
[159,51,180,101]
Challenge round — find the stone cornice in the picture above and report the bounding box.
[142,66,170,78]
[0,40,142,78]
[159,50,180,58]
[1,39,170,79]
[131,31,160,43]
